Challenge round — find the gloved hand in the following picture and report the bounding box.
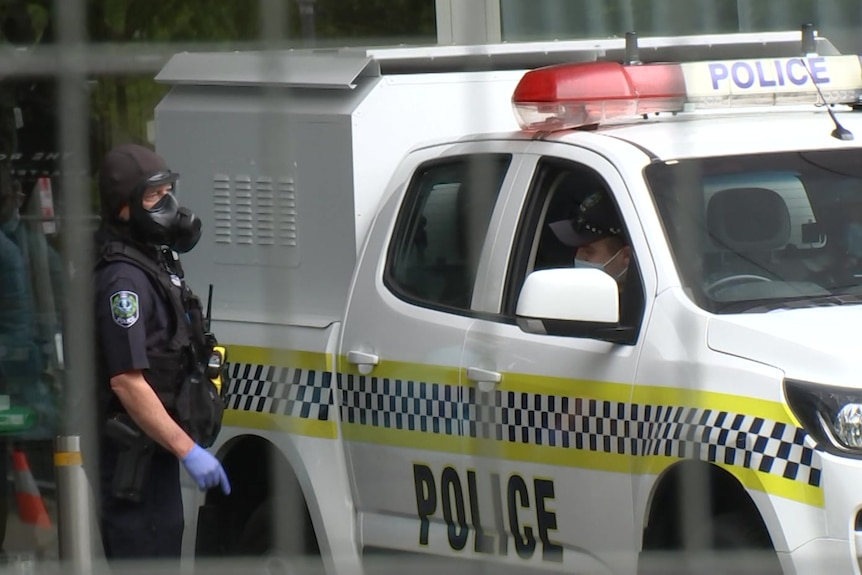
[182,444,231,495]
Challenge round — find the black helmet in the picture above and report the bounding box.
[99,144,201,252]
[99,144,178,220]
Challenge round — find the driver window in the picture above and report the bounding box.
[506,159,645,333]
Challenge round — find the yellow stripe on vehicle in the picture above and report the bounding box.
[222,346,823,506]
[224,410,337,439]
[229,345,333,372]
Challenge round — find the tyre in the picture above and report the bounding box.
[710,511,773,549]
[237,500,274,556]
[236,499,324,575]
[638,511,783,575]
[703,512,782,575]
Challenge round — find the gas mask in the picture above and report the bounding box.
[129,189,202,253]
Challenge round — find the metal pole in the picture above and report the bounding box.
[434,0,501,45]
[297,0,316,45]
[696,0,718,32]
[736,0,754,32]
[618,0,635,39]
[55,436,98,574]
[584,0,607,38]
[650,0,673,35]
[260,0,290,556]
[55,0,98,570]
[537,0,567,39]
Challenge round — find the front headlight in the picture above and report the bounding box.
[785,379,862,456]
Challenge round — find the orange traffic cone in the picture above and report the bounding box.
[11,449,51,528]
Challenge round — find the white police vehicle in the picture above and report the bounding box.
[155,28,862,574]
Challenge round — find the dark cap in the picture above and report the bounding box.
[549,189,623,248]
[98,144,179,218]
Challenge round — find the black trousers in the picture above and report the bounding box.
[99,440,184,559]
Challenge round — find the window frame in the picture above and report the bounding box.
[501,156,647,344]
[644,150,862,314]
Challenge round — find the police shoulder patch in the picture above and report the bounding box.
[110,290,140,328]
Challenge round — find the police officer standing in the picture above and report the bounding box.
[93,143,230,559]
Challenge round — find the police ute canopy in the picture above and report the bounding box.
[154,26,862,575]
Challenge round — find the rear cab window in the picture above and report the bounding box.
[385,154,512,313]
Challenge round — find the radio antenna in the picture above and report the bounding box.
[205,284,214,333]
[799,23,853,141]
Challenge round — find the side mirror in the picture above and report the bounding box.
[516,268,632,343]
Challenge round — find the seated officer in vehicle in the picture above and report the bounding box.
[548,188,632,286]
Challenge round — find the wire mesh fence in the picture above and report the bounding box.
[0,1,860,574]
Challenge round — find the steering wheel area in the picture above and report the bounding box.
[705,274,772,296]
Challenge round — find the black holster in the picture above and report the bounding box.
[105,414,155,502]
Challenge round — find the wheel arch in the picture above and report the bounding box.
[195,433,321,557]
[641,460,775,551]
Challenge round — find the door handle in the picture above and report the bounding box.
[466,367,501,393]
[346,350,380,375]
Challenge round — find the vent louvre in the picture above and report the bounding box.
[210,173,299,250]
[277,177,298,247]
[255,177,275,245]
[235,177,253,245]
[213,175,232,244]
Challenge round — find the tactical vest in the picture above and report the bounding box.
[96,240,208,420]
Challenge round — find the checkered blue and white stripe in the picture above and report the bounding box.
[226,363,332,421]
[339,375,822,487]
[224,363,822,487]
[339,374,465,434]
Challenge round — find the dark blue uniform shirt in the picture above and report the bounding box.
[94,260,172,379]
[94,257,185,560]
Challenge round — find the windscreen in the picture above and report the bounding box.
[645,149,862,313]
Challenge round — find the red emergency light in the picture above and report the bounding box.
[512,55,862,131]
[512,61,686,131]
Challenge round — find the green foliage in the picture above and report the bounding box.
[86,0,435,44]
[77,0,436,152]
[93,0,260,42]
[312,0,436,40]
[15,0,860,161]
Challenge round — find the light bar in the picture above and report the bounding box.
[512,55,862,131]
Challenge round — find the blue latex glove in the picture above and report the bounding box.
[182,444,231,495]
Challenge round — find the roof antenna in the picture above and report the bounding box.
[625,32,641,65]
[627,31,649,118]
[800,22,817,56]
[799,23,854,141]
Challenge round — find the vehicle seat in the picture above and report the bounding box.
[705,187,792,282]
[396,184,463,305]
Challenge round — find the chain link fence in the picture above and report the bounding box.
[0,1,857,574]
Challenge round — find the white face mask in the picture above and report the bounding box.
[573,257,603,271]
[574,248,622,272]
